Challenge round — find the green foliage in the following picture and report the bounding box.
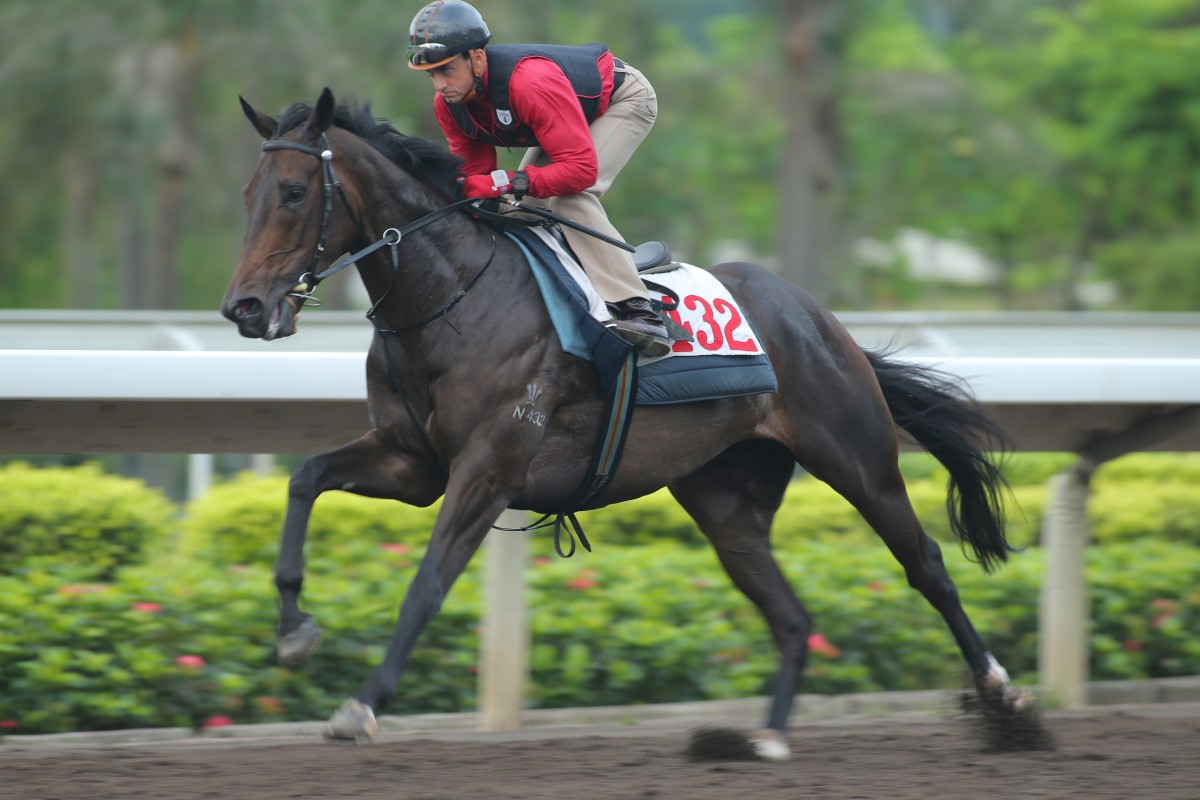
[1095,453,1200,484]
[2,454,1198,734]
[178,471,441,566]
[1,536,1197,735]
[573,489,708,548]
[0,462,175,579]
[4,0,1200,311]
[1095,228,1200,311]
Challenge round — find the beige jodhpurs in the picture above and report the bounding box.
[517,62,657,304]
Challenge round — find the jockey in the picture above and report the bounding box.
[406,0,670,357]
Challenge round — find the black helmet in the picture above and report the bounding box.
[407,0,492,70]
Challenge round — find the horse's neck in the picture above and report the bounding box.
[344,157,486,313]
[354,198,526,342]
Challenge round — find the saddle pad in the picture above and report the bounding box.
[637,265,777,405]
[505,228,777,406]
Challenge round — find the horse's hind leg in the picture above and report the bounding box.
[669,441,808,760]
[275,430,444,665]
[801,419,1027,713]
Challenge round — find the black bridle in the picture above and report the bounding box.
[258,132,485,328]
[259,133,357,304]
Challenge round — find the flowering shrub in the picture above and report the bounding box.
[0,462,175,579]
[1,454,1197,735]
[0,538,1196,735]
[177,472,442,566]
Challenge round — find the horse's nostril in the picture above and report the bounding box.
[223,296,263,323]
[236,298,262,320]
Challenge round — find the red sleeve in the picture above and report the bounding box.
[433,93,497,177]
[508,58,598,198]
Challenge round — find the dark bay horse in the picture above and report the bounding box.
[223,88,1040,757]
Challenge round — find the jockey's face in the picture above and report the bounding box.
[427,50,486,105]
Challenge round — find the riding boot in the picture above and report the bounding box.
[609,297,671,358]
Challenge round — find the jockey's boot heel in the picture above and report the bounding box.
[610,297,671,358]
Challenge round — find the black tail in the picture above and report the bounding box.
[864,349,1014,572]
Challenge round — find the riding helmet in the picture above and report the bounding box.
[407,0,492,70]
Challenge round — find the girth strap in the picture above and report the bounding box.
[550,347,638,557]
[495,347,639,558]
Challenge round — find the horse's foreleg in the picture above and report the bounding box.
[669,443,801,760]
[276,431,444,665]
[327,469,514,741]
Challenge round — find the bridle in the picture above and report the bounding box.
[259,132,359,305]
[258,131,485,327]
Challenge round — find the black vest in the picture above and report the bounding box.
[447,43,609,148]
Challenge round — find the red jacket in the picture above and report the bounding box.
[433,48,616,198]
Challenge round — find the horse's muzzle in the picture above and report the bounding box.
[221,293,299,340]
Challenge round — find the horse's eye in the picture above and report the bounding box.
[285,185,306,203]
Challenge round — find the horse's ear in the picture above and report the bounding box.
[239,96,277,140]
[308,87,336,135]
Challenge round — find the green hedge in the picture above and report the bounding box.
[177,471,442,565]
[2,454,1199,735]
[0,463,175,579]
[7,455,1198,579]
[1,537,1196,735]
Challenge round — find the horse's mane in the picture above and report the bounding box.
[276,100,464,197]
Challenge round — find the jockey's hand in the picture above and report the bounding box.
[461,171,512,199]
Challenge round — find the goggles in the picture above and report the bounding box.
[408,42,458,67]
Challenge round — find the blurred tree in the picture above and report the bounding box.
[774,0,850,300]
[846,0,1200,310]
[3,0,1199,314]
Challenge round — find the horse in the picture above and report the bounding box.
[223,88,1042,758]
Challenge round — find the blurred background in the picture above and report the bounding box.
[1,0,1199,737]
[4,0,1200,317]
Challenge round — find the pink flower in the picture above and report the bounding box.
[176,655,206,668]
[568,577,597,591]
[202,716,234,729]
[532,557,552,567]
[1122,639,1143,653]
[866,581,885,592]
[131,602,162,613]
[0,719,18,730]
[380,543,410,554]
[807,632,842,659]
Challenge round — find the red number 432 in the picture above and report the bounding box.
[663,294,759,354]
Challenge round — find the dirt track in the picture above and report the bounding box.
[2,704,1197,800]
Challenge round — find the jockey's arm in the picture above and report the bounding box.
[435,98,498,176]
[508,58,598,198]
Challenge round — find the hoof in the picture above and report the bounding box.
[326,699,377,743]
[277,617,322,666]
[961,687,1054,752]
[685,726,789,761]
[749,729,791,761]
